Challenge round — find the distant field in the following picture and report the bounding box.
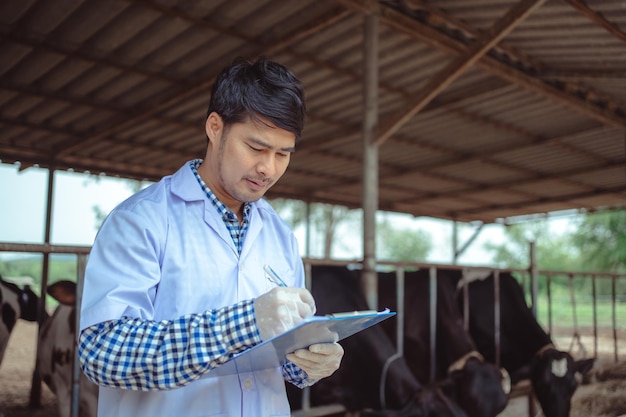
[534,294,625,331]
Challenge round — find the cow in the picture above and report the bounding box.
[454,270,595,417]
[0,275,39,364]
[38,280,98,417]
[287,264,470,417]
[376,268,510,417]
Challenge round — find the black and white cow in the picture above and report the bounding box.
[38,280,98,417]
[0,275,39,364]
[454,270,595,417]
[287,265,469,416]
[376,268,510,417]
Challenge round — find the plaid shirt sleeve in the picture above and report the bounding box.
[78,299,263,390]
[282,360,318,388]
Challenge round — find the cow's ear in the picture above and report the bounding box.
[574,357,595,376]
[47,280,77,306]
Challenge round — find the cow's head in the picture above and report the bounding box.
[18,284,40,322]
[403,386,469,417]
[530,346,595,417]
[441,353,510,417]
[39,279,98,417]
[1,277,40,328]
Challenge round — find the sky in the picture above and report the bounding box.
[0,161,575,265]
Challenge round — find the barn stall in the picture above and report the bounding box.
[1,0,625,416]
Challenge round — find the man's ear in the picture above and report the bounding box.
[205,112,223,143]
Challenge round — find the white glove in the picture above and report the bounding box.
[286,342,344,381]
[253,287,316,341]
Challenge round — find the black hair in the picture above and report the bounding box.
[207,57,306,141]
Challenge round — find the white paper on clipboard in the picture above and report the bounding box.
[204,309,395,377]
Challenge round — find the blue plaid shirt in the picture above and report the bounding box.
[78,160,311,391]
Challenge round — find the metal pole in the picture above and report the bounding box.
[305,202,311,258]
[71,254,87,417]
[546,274,552,336]
[429,267,437,383]
[462,269,469,331]
[301,261,313,411]
[529,241,538,317]
[494,271,501,369]
[612,276,618,362]
[361,12,379,310]
[452,221,458,264]
[592,274,598,358]
[396,267,405,355]
[29,166,55,408]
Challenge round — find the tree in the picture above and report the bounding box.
[270,199,433,261]
[484,220,581,271]
[376,215,431,262]
[92,178,151,230]
[571,208,626,273]
[269,199,360,259]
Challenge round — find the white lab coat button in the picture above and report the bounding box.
[243,379,253,389]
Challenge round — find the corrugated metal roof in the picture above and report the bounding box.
[0,0,624,223]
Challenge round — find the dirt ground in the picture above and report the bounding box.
[1,321,625,417]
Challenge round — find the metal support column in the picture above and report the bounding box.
[529,241,538,317]
[361,12,379,310]
[29,166,55,408]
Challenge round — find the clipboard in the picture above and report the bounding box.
[204,309,395,377]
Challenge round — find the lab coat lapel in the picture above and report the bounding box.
[202,205,238,254]
[240,204,262,260]
[170,162,237,254]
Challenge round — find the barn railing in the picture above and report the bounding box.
[0,241,90,417]
[1,244,624,417]
[299,259,625,416]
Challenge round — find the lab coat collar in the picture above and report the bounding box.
[169,161,265,257]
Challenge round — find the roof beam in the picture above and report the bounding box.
[565,0,626,44]
[336,0,626,130]
[302,123,617,207]
[373,0,547,146]
[0,31,186,86]
[49,4,351,157]
[456,183,626,219]
[539,68,626,80]
[296,80,513,153]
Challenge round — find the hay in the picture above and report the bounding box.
[571,379,626,417]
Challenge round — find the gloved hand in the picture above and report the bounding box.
[253,287,316,341]
[286,342,344,381]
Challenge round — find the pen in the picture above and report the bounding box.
[264,264,288,287]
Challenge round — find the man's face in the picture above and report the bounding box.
[201,112,296,214]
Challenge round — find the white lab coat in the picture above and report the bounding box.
[80,162,305,417]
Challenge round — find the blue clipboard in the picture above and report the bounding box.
[205,309,395,377]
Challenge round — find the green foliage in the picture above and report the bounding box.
[484,220,581,271]
[0,255,78,290]
[483,210,626,311]
[90,177,150,231]
[571,209,626,272]
[269,199,435,261]
[269,198,360,258]
[376,216,431,262]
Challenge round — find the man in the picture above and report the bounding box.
[78,57,343,417]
